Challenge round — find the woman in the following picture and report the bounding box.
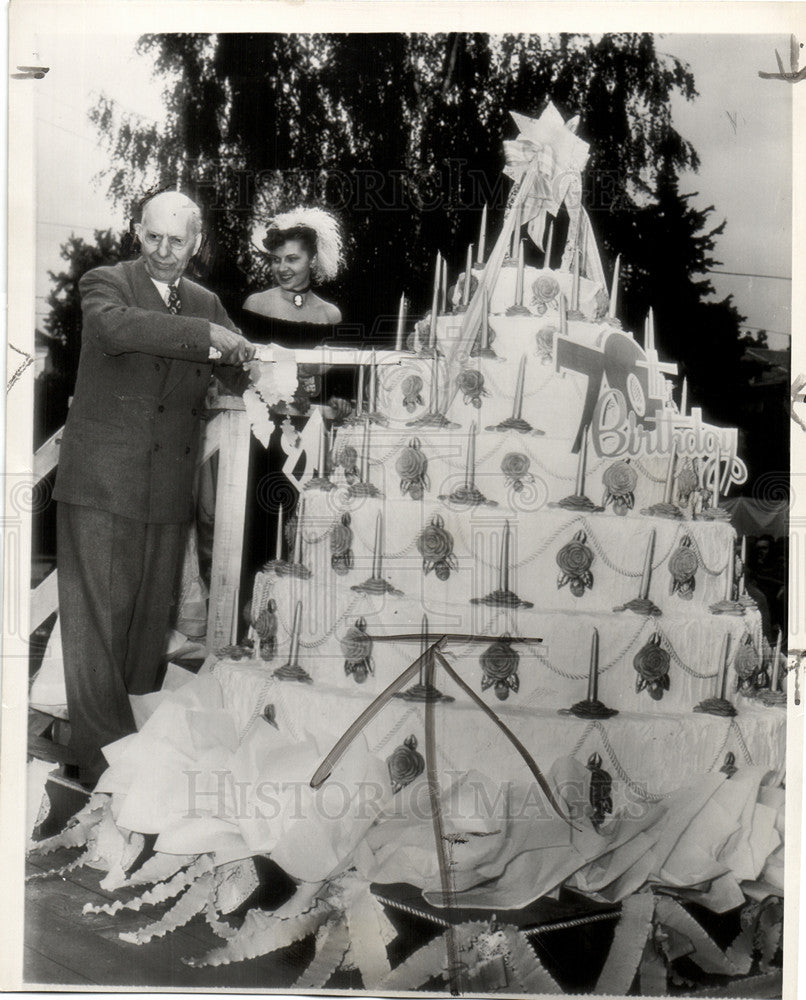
[238,208,347,612]
[242,207,343,339]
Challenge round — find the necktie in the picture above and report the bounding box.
[167,283,182,315]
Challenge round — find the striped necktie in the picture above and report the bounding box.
[167,283,182,315]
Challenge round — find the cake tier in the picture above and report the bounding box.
[248,567,763,720]
[287,487,738,618]
[214,657,785,802]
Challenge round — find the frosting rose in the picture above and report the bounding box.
[457,369,485,395]
[668,544,698,582]
[401,374,424,397]
[330,516,353,556]
[603,461,638,497]
[480,639,519,681]
[733,640,758,680]
[387,736,424,793]
[634,641,670,682]
[556,539,594,577]
[340,622,372,665]
[535,326,556,360]
[396,445,428,481]
[533,275,560,302]
[417,519,453,562]
[501,452,531,478]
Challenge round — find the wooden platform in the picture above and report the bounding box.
[25,847,327,989]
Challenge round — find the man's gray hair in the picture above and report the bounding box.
[141,191,203,237]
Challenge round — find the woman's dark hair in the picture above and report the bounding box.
[263,224,317,257]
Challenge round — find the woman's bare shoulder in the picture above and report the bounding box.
[308,291,341,324]
[243,287,281,315]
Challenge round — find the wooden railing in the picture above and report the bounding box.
[30,400,252,656]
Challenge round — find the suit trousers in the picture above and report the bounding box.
[57,501,186,784]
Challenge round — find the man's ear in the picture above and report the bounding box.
[192,231,203,257]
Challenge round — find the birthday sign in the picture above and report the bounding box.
[557,327,747,488]
[591,391,747,488]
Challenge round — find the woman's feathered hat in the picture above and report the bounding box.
[254,206,344,283]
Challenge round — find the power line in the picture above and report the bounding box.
[709,269,791,282]
[38,220,113,233]
[36,116,98,144]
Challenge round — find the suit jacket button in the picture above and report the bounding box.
[154,443,160,452]
[185,446,191,455]
[196,369,201,377]
[158,404,165,413]
[191,408,198,416]
[154,362,161,371]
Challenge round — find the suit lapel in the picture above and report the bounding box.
[160,274,204,399]
[130,257,170,313]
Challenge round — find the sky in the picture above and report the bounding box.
[32,31,794,357]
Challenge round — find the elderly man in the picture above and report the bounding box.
[52,191,255,788]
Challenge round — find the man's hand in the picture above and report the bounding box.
[210,323,256,366]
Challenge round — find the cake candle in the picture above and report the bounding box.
[512,355,527,421]
[571,242,581,312]
[371,511,383,579]
[481,287,490,349]
[638,529,656,601]
[711,451,721,508]
[293,497,305,564]
[275,506,284,561]
[440,256,448,315]
[419,614,431,687]
[317,418,327,478]
[586,627,600,702]
[662,441,677,505]
[360,420,371,482]
[465,421,477,490]
[545,220,554,269]
[369,348,377,412]
[288,599,303,668]
[498,521,511,593]
[771,629,782,691]
[463,244,473,306]
[510,201,522,259]
[395,293,406,352]
[717,633,729,700]
[230,586,240,645]
[356,363,365,416]
[429,253,440,347]
[647,307,656,353]
[724,540,735,601]
[559,292,568,337]
[428,355,439,414]
[477,204,487,265]
[514,239,525,307]
[574,426,589,496]
[608,254,621,318]
[680,378,688,417]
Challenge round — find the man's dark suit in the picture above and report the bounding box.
[53,257,238,783]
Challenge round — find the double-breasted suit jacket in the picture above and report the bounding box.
[53,257,238,523]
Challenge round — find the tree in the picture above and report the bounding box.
[36,229,126,444]
[88,34,700,320]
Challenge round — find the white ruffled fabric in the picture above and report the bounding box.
[95,660,783,913]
